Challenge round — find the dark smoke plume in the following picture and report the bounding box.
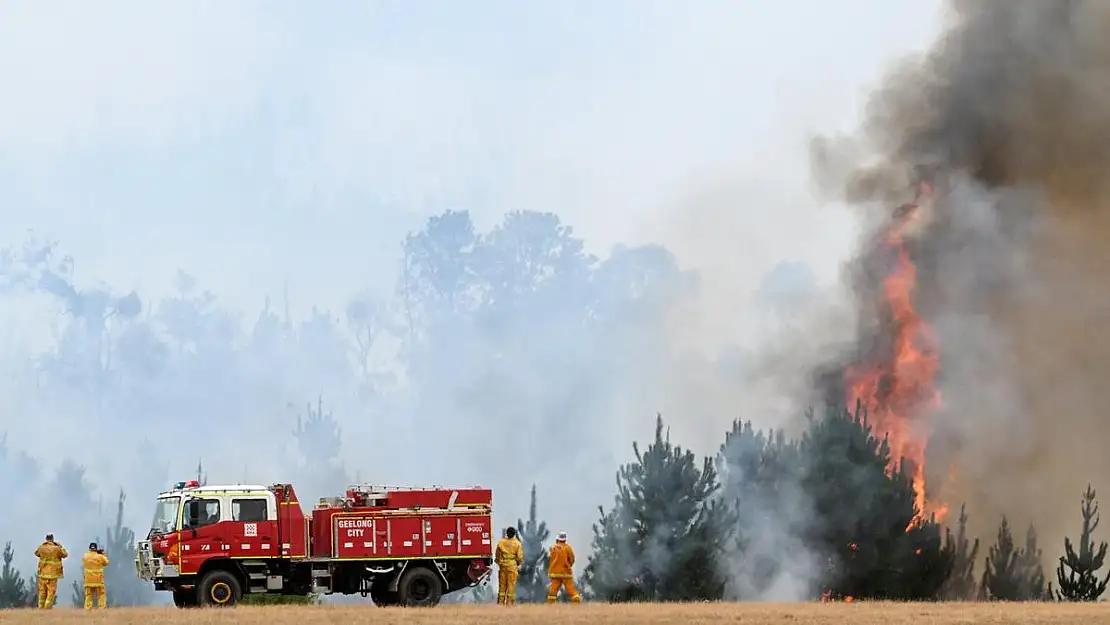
[808,0,1110,568]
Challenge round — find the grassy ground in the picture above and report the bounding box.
[3,602,1110,624]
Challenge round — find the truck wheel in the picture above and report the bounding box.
[370,582,399,607]
[372,586,399,608]
[396,567,443,607]
[172,589,198,608]
[198,570,242,607]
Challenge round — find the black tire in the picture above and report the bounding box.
[370,581,399,607]
[198,570,242,607]
[396,566,443,607]
[172,589,198,608]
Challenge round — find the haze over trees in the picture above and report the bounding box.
[0,208,694,603]
[0,209,1105,605]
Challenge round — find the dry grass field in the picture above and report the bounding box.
[3,602,1110,624]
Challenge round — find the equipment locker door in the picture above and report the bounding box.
[424,516,460,557]
[458,515,493,557]
[386,517,423,558]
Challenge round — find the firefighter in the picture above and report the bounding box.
[547,531,580,603]
[33,533,68,609]
[82,541,110,609]
[494,526,524,605]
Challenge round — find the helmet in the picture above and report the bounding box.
[89,542,98,551]
[556,531,567,542]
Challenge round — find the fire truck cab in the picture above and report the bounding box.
[135,480,494,608]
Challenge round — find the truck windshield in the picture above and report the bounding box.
[150,496,181,534]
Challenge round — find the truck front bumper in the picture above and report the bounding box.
[135,540,180,581]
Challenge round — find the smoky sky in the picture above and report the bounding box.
[0,1,945,599]
[809,0,1110,570]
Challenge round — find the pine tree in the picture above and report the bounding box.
[1018,523,1046,600]
[295,395,342,460]
[1055,484,1110,601]
[941,504,980,600]
[575,570,592,602]
[515,484,551,603]
[981,516,1023,600]
[581,502,637,601]
[715,419,805,599]
[102,490,155,606]
[901,513,955,601]
[583,414,730,602]
[293,394,348,504]
[798,403,952,600]
[25,573,39,607]
[0,542,29,608]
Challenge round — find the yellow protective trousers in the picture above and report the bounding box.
[497,567,519,604]
[84,585,106,609]
[37,578,58,608]
[547,575,581,603]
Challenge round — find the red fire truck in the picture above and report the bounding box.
[134,480,494,608]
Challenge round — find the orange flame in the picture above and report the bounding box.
[844,180,948,530]
[820,590,855,603]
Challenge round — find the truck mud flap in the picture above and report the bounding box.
[387,561,408,592]
[433,561,450,587]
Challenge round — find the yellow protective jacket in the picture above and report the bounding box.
[495,537,524,571]
[34,541,68,580]
[82,550,110,587]
[548,542,575,579]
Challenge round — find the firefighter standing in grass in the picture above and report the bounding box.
[494,526,524,605]
[34,533,68,608]
[82,542,110,609]
[547,531,581,603]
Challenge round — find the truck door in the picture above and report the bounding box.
[229,495,279,557]
[179,496,228,574]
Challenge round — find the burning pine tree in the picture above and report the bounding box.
[839,178,948,528]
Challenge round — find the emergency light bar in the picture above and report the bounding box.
[173,480,200,489]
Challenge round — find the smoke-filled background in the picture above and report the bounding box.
[808,0,1110,577]
[0,0,987,602]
